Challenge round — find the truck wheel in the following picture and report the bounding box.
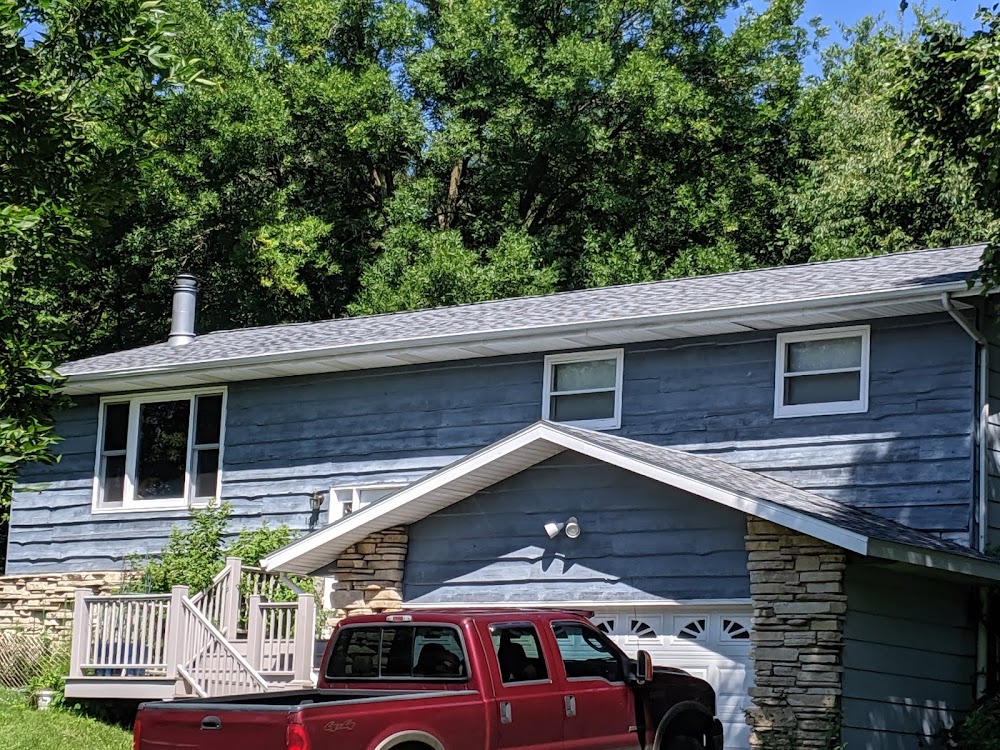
[663,735,704,750]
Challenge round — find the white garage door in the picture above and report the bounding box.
[591,608,753,750]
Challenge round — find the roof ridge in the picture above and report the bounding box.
[179,243,990,340]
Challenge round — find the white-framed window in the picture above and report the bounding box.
[329,484,406,523]
[92,387,226,513]
[774,326,870,418]
[542,349,624,430]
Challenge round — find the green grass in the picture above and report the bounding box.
[0,689,132,750]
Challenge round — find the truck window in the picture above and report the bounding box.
[326,625,467,681]
[551,622,624,683]
[489,624,549,683]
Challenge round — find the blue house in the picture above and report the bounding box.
[8,244,1000,749]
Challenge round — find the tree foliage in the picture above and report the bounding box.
[81,0,813,337]
[892,8,1000,286]
[0,0,202,526]
[782,16,993,263]
[126,502,298,594]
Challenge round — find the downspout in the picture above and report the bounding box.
[942,292,991,699]
[942,292,988,552]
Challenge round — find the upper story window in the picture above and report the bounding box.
[542,349,624,430]
[93,388,225,512]
[330,484,405,523]
[774,326,870,418]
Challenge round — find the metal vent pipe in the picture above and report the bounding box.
[168,274,198,346]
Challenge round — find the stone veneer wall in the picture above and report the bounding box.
[0,571,126,636]
[745,519,847,750]
[327,526,408,621]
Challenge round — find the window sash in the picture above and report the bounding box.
[330,484,406,523]
[93,388,226,512]
[542,349,623,430]
[774,327,869,418]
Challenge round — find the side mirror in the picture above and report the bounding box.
[635,650,653,686]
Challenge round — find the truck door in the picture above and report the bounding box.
[486,622,565,750]
[549,621,641,750]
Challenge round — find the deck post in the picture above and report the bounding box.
[164,585,190,681]
[223,557,242,637]
[68,589,92,678]
[293,594,316,686]
[246,595,264,673]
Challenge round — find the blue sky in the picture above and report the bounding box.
[795,0,987,71]
[804,0,984,30]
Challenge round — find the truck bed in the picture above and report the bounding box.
[135,688,482,750]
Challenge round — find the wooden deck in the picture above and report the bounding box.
[65,558,316,700]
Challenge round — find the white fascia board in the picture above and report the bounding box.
[60,285,974,394]
[867,540,1000,583]
[545,430,871,555]
[261,424,560,573]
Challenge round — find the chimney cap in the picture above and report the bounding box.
[173,273,198,289]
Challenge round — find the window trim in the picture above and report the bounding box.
[542,348,624,430]
[773,326,870,419]
[91,387,227,514]
[329,483,407,524]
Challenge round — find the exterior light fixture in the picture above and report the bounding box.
[545,517,582,539]
[564,516,582,539]
[310,490,325,512]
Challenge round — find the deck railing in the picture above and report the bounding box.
[247,595,316,685]
[176,589,268,697]
[190,558,241,637]
[69,593,171,676]
[68,557,316,697]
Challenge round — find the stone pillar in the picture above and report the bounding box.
[327,526,408,620]
[745,519,846,750]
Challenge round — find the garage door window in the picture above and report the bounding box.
[552,622,625,683]
[675,618,707,640]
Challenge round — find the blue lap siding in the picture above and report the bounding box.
[402,452,752,604]
[7,312,976,572]
[841,565,977,749]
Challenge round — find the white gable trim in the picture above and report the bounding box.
[262,422,875,575]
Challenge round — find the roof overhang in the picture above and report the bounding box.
[61,284,979,395]
[261,421,1000,582]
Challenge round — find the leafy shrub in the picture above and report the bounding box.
[126,502,299,594]
[948,694,1000,750]
[27,650,70,709]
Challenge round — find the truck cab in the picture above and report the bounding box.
[320,609,724,750]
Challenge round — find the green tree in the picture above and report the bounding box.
[80,0,813,329]
[782,16,992,263]
[892,8,1000,285]
[0,0,202,547]
[351,0,814,311]
[128,502,298,594]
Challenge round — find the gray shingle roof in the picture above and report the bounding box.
[61,244,985,378]
[551,423,994,563]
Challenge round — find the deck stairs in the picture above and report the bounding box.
[64,558,316,700]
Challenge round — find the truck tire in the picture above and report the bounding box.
[663,735,704,750]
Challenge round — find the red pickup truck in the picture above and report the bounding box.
[134,609,724,750]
